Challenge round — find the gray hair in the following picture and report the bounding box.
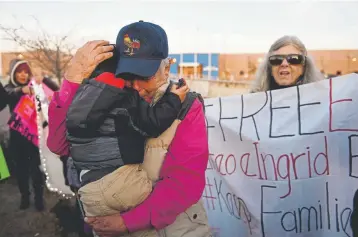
[154,58,170,79]
[250,35,324,93]
[121,59,169,81]
[150,58,172,105]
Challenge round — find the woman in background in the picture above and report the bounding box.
[4,59,59,211]
[250,35,323,93]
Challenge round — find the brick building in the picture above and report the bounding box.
[219,49,358,81]
[1,49,357,81]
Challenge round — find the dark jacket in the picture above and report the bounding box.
[0,82,8,111]
[66,74,182,184]
[4,59,60,112]
[4,59,30,112]
[5,59,59,146]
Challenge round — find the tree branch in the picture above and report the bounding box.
[0,16,75,83]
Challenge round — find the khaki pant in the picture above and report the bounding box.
[78,164,157,237]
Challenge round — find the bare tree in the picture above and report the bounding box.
[0,17,75,84]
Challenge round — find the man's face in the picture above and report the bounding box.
[132,77,158,102]
[130,63,169,102]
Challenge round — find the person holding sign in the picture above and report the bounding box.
[48,25,210,237]
[250,35,324,92]
[3,59,59,211]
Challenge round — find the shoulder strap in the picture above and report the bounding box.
[177,91,204,120]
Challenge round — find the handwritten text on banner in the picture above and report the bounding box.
[202,73,358,237]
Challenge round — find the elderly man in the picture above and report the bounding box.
[47,21,212,237]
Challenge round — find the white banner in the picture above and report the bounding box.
[202,73,358,237]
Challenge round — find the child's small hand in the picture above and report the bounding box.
[170,83,190,103]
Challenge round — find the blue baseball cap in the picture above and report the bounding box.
[115,21,168,78]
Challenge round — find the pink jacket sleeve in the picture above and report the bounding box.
[47,79,80,156]
[121,99,209,232]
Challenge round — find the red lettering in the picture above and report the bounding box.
[225,154,236,175]
[329,78,358,132]
[277,154,292,199]
[260,153,278,180]
[290,152,307,179]
[254,142,263,180]
[240,153,257,177]
[306,147,312,178]
[314,136,329,175]
[215,154,226,176]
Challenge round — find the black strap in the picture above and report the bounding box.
[177,91,203,120]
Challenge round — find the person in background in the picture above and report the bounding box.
[4,59,59,211]
[249,35,329,235]
[250,35,324,93]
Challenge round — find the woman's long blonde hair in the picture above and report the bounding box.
[250,35,324,93]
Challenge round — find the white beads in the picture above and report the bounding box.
[33,87,73,199]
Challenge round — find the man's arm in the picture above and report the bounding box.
[47,79,80,156]
[121,99,209,231]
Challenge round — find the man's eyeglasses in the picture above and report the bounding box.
[269,54,305,66]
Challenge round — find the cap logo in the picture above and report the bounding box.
[123,34,141,56]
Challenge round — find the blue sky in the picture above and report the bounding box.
[0,1,357,53]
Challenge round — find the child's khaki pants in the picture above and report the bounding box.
[79,120,182,237]
[79,164,156,237]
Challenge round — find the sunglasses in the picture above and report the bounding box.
[269,54,305,66]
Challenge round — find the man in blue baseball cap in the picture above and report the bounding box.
[84,21,211,237]
[48,20,211,237]
[115,20,168,78]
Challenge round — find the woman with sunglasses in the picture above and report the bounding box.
[251,35,323,92]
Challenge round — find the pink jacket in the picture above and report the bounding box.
[47,79,209,232]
